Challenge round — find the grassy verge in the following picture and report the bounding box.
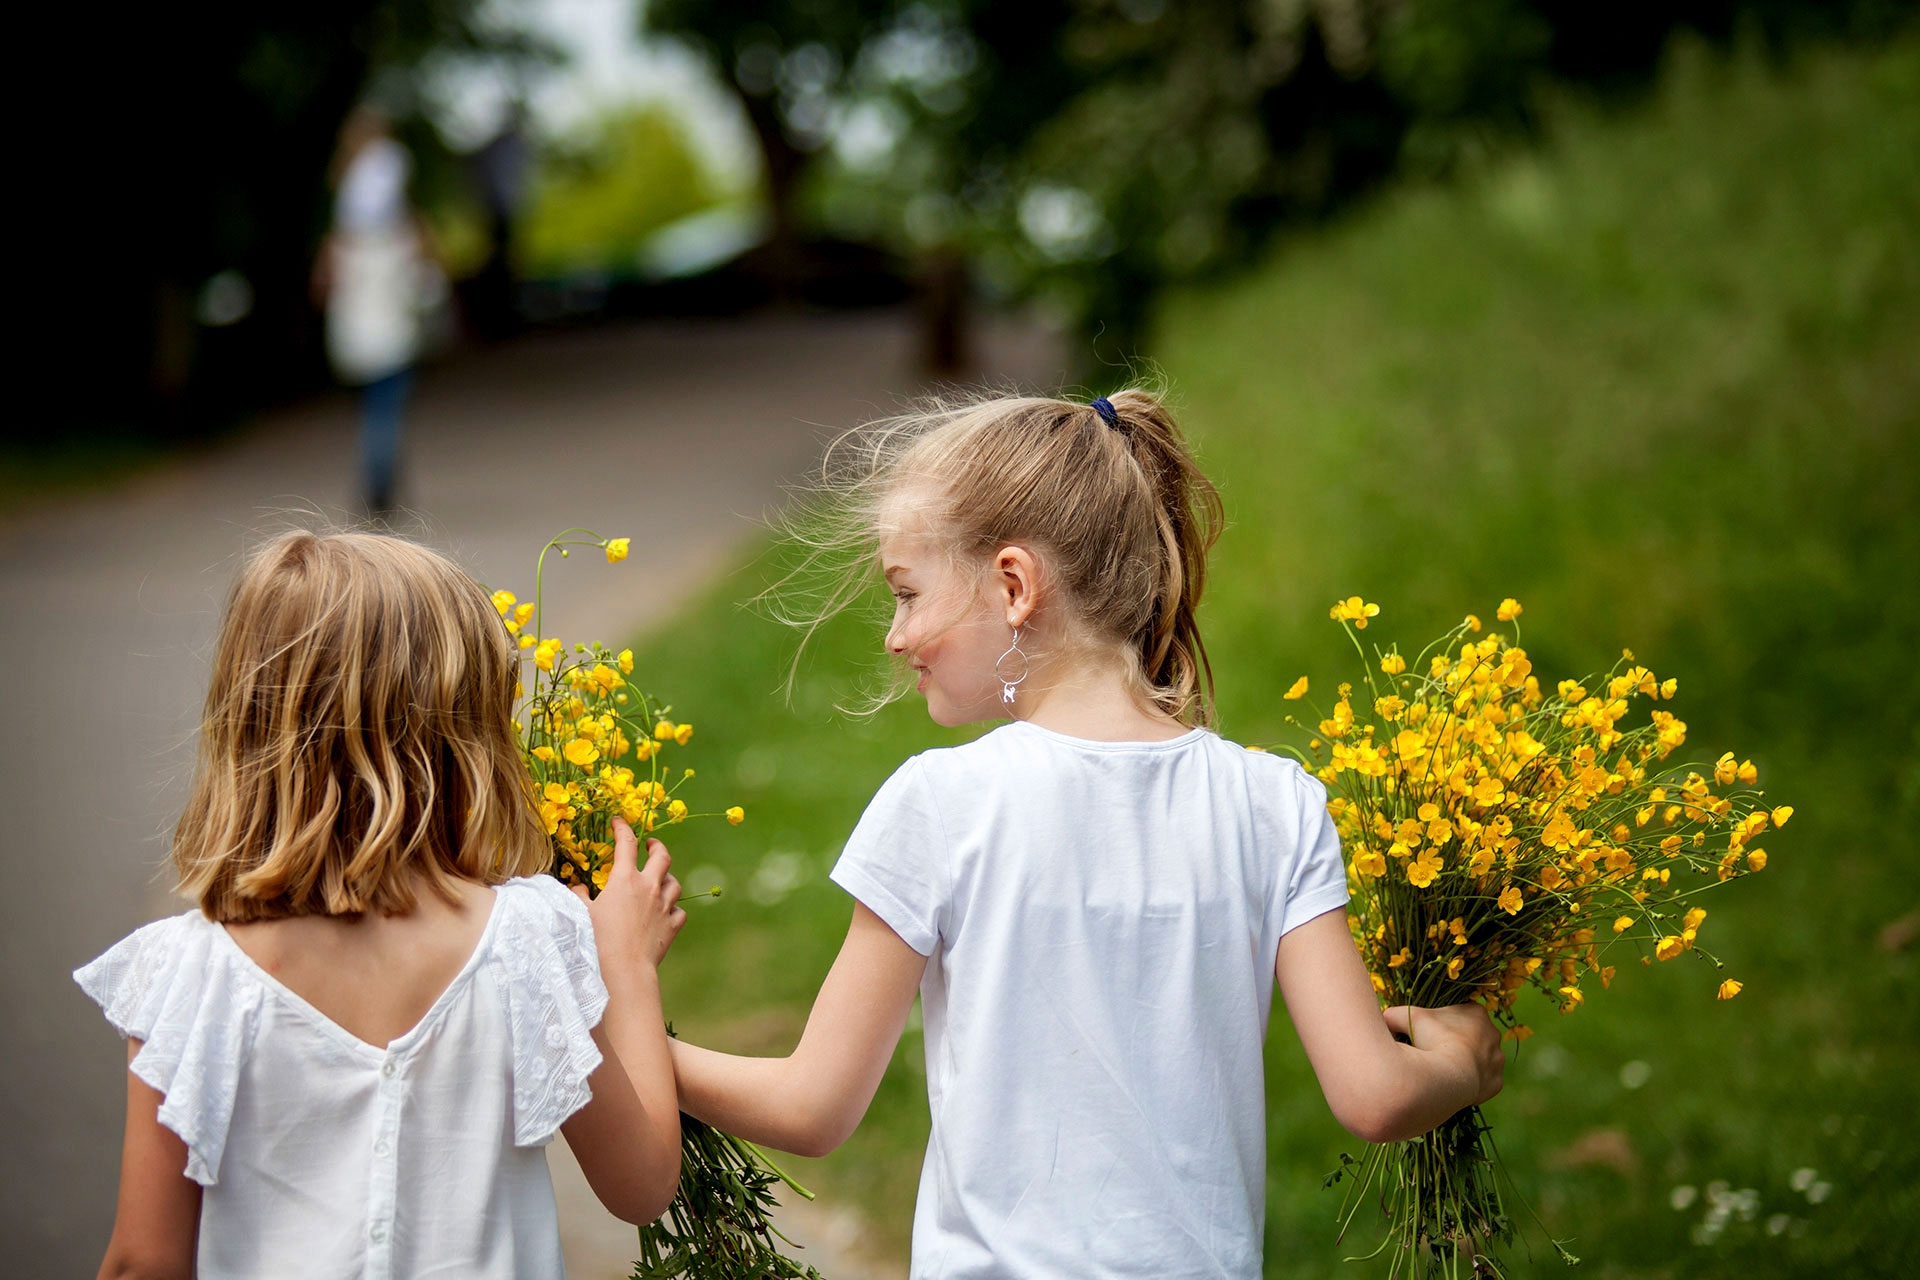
[635,34,1920,1276]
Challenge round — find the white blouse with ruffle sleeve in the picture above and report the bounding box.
[75,875,607,1280]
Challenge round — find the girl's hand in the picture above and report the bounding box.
[1383,1002,1505,1108]
[1279,909,1507,1142]
[579,817,685,979]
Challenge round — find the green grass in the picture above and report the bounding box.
[634,34,1920,1276]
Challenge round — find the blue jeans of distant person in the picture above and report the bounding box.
[361,368,411,513]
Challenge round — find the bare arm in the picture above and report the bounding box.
[562,820,687,1223]
[1276,908,1505,1144]
[96,1039,201,1280]
[669,903,927,1158]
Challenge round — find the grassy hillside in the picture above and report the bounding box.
[631,34,1920,1276]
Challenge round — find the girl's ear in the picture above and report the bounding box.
[995,545,1041,629]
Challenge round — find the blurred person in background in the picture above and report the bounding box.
[314,107,442,518]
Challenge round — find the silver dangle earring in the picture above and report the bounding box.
[995,629,1030,706]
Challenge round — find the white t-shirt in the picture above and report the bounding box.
[830,721,1350,1280]
[75,876,606,1280]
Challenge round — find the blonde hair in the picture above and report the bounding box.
[779,387,1224,724]
[174,530,546,921]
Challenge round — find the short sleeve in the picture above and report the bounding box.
[1277,764,1352,937]
[491,877,609,1147]
[829,757,949,956]
[74,913,264,1186]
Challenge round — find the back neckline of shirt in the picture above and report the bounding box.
[1001,719,1214,753]
[208,885,506,1062]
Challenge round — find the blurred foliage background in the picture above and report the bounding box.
[21,0,1913,446]
[628,30,1919,1277]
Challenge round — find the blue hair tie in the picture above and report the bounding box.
[1090,397,1125,432]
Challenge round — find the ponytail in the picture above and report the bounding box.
[1102,390,1223,725]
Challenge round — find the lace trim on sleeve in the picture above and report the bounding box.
[492,877,609,1147]
[73,913,264,1186]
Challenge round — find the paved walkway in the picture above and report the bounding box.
[1,310,1065,1277]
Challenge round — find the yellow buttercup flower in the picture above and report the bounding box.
[619,648,635,674]
[1285,587,1785,1233]
[674,723,694,745]
[1284,676,1309,700]
[534,638,563,672]
[667,799,688,822]
[1771,805,1793,827]
[1464,614,1482,633]
[1330,596,1381,628]
[491,589,516,616]
[563,738,600,767]
[605,537,631,564]
[1717,979,1743,1000]
[654,720,675,741]
[726,806,745,825]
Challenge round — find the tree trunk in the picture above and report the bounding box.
[740,92,806,301]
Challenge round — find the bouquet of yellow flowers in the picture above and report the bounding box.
[1284,598,1787,1278]
[496,529,821,1280]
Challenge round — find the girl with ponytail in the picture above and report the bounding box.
[619,390,1502,1278]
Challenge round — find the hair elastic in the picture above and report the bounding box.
[1089,397,1126,434]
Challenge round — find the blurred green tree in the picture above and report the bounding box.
[644,0,1083,367]
[516,106,722,279]
[649,0,1912,362]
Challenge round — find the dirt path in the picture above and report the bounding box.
[1,309,1063,1277]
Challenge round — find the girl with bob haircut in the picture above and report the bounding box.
[78,530,687,1279]
[606,390,1507,1278]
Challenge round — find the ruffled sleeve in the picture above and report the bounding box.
[490,877,609,1147]
[73,912,264,1186]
